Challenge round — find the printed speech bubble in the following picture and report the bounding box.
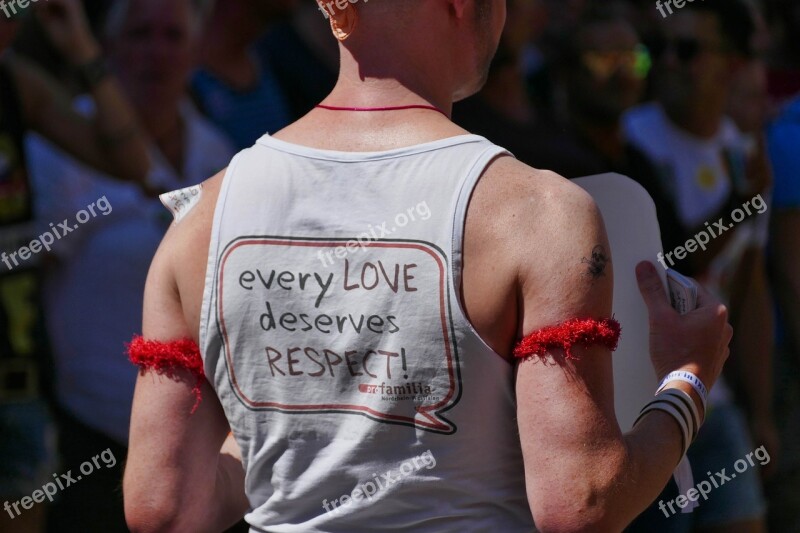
[215,237,460,433]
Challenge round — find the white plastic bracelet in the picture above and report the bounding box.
[657,370,708,413]
[660,388,700,440]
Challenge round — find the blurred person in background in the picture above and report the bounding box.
[762,0,800,104]
[0,0,149,531]
[556,3,684,258]
[25,0,233,530]
[623,0,773,531]
[726,55,778,474]
[453,0,603,177]
[192,0,296,150]
[256,0,338,119]
[523,0,588,110]
[766,90,800,531]
[11,0,116,90]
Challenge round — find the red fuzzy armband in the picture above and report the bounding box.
[513,317,621,362]
[127,336,205,413]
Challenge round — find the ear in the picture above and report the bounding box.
[317,0,359,41]
[449,0,469,20]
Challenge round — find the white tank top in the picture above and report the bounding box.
[200,133,536,532]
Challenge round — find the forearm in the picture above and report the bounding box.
[161,445,247,532]
[525,374,704,532]
[126,453,246,533]
[588,384,703,530]
[20,20,150,183]
[125,377,246,532]
[209,436,249,530]
[74,43,150,183]
[527,411,683,532]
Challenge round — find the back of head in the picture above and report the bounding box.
[321,0,505,103]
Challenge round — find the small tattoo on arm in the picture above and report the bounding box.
[582,245,609,280]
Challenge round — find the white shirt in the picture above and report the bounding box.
[623,102,743,228]
[201,134,535,531]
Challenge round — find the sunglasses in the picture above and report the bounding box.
[581,44,652,81]
[648,37,729,63]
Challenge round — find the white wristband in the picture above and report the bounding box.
[660,388,700,440]
[657,370,708,412]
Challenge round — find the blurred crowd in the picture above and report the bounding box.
[0,0,798,531]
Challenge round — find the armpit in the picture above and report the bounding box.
[513,317,621,362]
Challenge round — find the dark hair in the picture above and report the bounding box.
[685,0,755,57]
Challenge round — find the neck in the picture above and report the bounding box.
[663,96,725,139]
[326,42,455,117]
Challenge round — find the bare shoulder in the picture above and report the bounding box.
[475,156,601,234]
[158,168,226,261]
[472,156,612,329]
[143,169,227,341]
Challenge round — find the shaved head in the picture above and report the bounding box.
[307,0,507,111]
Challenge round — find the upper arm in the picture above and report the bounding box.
[13,57,95,154]
[9,55,142,180]
[124,172,232,529]
[502,163,623,520]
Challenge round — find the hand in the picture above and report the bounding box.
[636,261,732,390]
[36,0,99,64]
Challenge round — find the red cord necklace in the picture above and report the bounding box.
[316,103,449,118]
